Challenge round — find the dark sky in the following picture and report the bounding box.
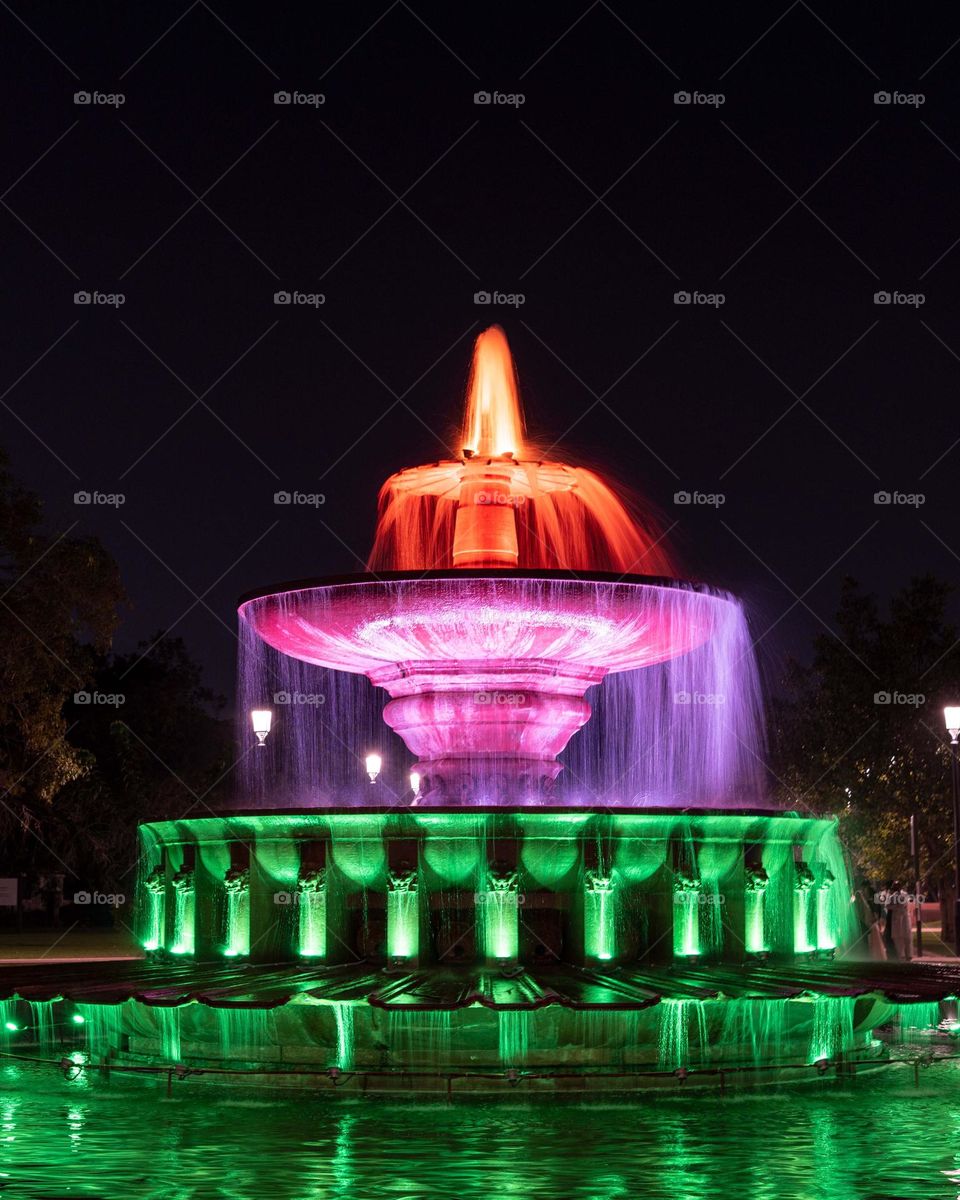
[2,1,956,706]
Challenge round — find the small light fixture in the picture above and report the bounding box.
[945,706,960,743]
[3,1020,19,1033]
[814,1057,830,1074]
[409,771,421,798]
[71,1013,85,1025]
[365,753,382,783]
[251,709,273,747]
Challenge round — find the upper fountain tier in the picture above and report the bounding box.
[240,328,745,803]
[367,325,674,576]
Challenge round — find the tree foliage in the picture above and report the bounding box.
[0,454,230,903]
[0,451,125,854]
[770,575,960,889]
[53,636,232,893]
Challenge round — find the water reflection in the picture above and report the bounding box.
[0,1063,958,1199]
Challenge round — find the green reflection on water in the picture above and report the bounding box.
[2,1061,960,1199]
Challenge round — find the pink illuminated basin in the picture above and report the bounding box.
[239,572,732,793]
[239,571,721,679]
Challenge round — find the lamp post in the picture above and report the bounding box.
[365,753,382,783]
[251,709,273,747]
[945,706,960,956]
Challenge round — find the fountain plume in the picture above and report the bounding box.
[368,325,674,575]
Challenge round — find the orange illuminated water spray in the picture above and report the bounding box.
[461,325,525,458]
[453,327,524,568]
[367,325,674,576]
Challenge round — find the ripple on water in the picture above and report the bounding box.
[0,1061,959,1200]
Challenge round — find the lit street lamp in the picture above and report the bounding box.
[251,709,273,748]
[365,753,382,783]
[945,706,960,956]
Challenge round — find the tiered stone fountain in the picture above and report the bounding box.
[0,328,950,1091]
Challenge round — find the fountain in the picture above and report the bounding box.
[1,326,956,1091]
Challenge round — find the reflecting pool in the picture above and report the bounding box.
[2,1059,960,1199]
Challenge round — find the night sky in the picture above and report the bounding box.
[2,1,957,707]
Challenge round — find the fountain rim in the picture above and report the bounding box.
[186,804,792,821]
[236,568,718,610]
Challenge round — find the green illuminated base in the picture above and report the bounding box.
[22,805,888,1090]
[6,992,900,1092]
[136,808,855,968]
